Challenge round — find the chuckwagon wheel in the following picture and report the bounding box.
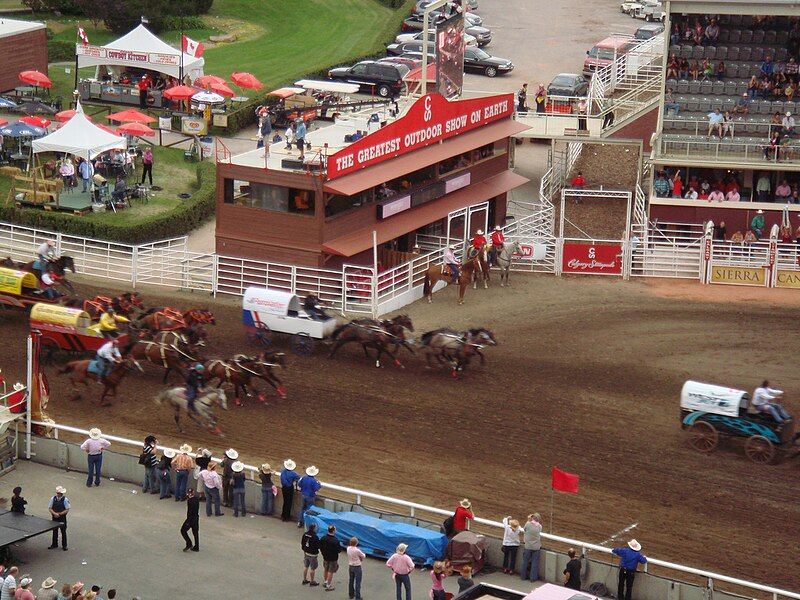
[39,337,60,365]
[246,322,272,348]
[688,421,719,453]
[744,435,777,464]
[290,332,314,356]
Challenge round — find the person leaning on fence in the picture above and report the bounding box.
[280,459,300,522]
[521,512,542,581]
[297,465,321,528]
[80,428,110,488]
[158,448,175,499]
[613,539,647,600]
[221,448,238,507]
[450,498,473,535]
[172,443,194,501]
[140,435,159,494]
[501,516,523,574]
[199,462,224,517]
[259,463,275,516]
[563,548,581,590]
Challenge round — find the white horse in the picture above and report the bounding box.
[496,240,522,287]
[155,387,228,435]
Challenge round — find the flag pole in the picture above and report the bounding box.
[549,488,554,534]
[179,10,185,84]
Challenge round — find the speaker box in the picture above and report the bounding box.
[281,158,305,170]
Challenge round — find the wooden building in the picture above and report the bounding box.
[0,19,47,93]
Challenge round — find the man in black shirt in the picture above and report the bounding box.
[301,523,320,587]
[318,525,341,591]
[563,548,582,590]
[181,488,200,552]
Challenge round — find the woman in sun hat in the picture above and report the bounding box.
[612,539,647,600]
[259,463,275,516]
[231,461,247,517]
[221,449,239,508]
[297,465,321,528]
[280,459,300,522]
[80,428,110,488]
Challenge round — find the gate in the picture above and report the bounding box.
[446,202,488,250]
[135,237,213,292]
[342,264,375,315]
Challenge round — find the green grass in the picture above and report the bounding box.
[0,0,24,8]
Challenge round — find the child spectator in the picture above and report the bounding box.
[457,565,475,593]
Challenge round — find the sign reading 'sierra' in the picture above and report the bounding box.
[326,92,514,180]
[710,266,766,286]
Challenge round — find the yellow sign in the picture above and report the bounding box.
[30,303,91,328]
[0,268,37,295]
[775,270,800,289]
[710,266,766,286]
[181,116,208,135]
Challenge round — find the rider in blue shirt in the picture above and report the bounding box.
[185,363,204,413]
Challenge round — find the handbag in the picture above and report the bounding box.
[272,485,278,497]
[138,451,148,465]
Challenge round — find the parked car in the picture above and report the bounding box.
[636,4,666,21]
[635,22,665,39]
[328,61,410,98]
[401,11,483,32]
[463,46,513,77]
[413,0,478,15]
[395,26,490,47]
[583,35,638,77]
[387,41,437,57]
[621,0,659,15]
[378,56,422,69]
[388,31,477,55]
[547,73,589,97]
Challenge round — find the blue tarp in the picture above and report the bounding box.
[304,508,447,566]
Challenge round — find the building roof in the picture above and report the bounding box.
[0,18,45,40]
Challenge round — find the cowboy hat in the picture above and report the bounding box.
[55,486,66,494]
[787,112,793,117]
[163,448,176,458]
[305,465,319,477]
[19,578,32,587]
[231,460,245,473]
[757,209,764,214]
[459,498,471,509]
[41,577,57,589]
[476,229,484,235]
[494,225,501,230]
[89,428,102,440]
[283,459,296,470]
[225,448,239,460]
[260,463,272,474]
[12,382,24,391]
[628,539,642,552]
[201,448,212,458]
[72,582,84,593]
[179,443,192,454]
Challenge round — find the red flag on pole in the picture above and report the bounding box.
[182,35,205,58]
[551,467,579,494]
[77,27,89,46]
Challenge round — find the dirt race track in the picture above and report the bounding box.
[1,274,799,589]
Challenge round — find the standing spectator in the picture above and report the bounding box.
[10,487,26,514]
[613,540,647,600]
[15,578,33,600]
[57,583,72,600]
[653,172,671,197]
[386,543,414,600]
[284,123,294,150]
[571,171,586,204]
[295,118,307,159]
[48,486,69,551]
[563,548,582,590]
[457,566,474,593]
[501,516,522,574]
[430,561,448,600]
[195,448,212,495]
[199,462,224,517]
[180,488,200,552]
[140,148,154,186]
[158,448,175,499]
[757,175,772,202]
[516,83,528,112]
[172,444,194,502]
[521,513,542,581]
[77,157,93,193]
[36,578,58,600]
[297,466,321,527]
[231,461,247,517]
[80,428,110,488]
[259,463,275,516]
[280,459,300,522]
[106,590,116,600]
[663,88,680,116]
[0,567,17,600]
[602,99,615,129]
[453,499,473,534]
[319,525,341,591]
[347,537,366,600]
[576,98,587,131]
[534,84,546,113]
[69,582,83,599]
[301,523,321,587]
[140,435,159,495]
[137,75,149,109]
[89,585,103,599]
[671,171,684,198]
[221,448,238,508]
[707,108,723,138]
[751,209,766,238]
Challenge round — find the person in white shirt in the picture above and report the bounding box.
[781,112,795,136]
[501,516,523,574]
[684,187,698,200]
[725,189,740,202]
[0,566,18,600]
[443,245,461,283]
[36,240,57,267]
[752,381,791,423]
[96,339,122,381]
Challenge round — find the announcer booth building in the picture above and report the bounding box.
[215,92,529,267]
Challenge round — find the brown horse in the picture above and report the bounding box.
[204,352,287,406]
[58,357,142,406]
[468,245,490,290]
[328,315,414,368]
[422,256,479,305]
[129,337,201,383]
[136,307,215,333]
[65,292,145,320]
[3,255,77,294]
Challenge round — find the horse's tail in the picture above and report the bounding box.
[420,331,435,346]
[154,390,167,406]
[423,272,431,296]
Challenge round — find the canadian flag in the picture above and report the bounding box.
[182,35,204,58]
[77,27,89,46]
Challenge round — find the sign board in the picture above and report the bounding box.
[181,116,207,135]
[212,114,228,127]
[436,12,465,99]
[76,43,181,67]
[444,172,470,194]
[327,92,513,180]
[514,243,547,261]
[561,243,622,275]
[775,269,800,289]
[377,195,411,219]
[709,266,767,286]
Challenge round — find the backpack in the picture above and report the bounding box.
[442,515,455,536]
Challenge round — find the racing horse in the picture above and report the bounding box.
[128,336,202,383]
[65,292,145,320]
[58,357,143,406]
[136,307,215,333]
[328,315,414,368]
[495,240,522,287]
[422,256,480,305]
[419,327,498,376]
[467,245,490,290]
[3,255,77,294]
[204,352,287,406]
[155,387,228,435]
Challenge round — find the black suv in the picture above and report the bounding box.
[328,61,410,98]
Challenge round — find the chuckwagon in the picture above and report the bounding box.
[242,287,338,356]
[0,267,57,309]
[30,303,129,362]
[681,380,797,464]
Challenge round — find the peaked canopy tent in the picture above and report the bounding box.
[32,103,126,161]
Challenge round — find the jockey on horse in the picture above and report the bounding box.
[489,225,505,267]
[96,338,122,383]
[89,307,129,338]
[185,363,205,413]
[443,245,461,284]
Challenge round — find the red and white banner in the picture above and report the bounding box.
[77,27,89,46]
[561,242,622,275]
[513,243,547,260]
[182,35,205,58]
[327,92,514,180]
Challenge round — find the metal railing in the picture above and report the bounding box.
[588,34,664,101]
[23,419,800,600]
[657,135,800,164]
[662,118,788,139]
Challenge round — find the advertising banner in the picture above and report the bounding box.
[709,266,767,286]
[436,12,465,99]
[775,270,800,289]
[561,243,622,275]
[76,43,180,67]
[514,243,547,261]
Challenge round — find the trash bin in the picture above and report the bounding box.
[159,114,172,131]
[198,136,214,160]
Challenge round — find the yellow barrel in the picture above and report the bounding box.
[0,267,38,296]
[30,303,92,329]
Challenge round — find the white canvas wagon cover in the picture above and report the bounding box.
[242,287,300,317]
[680,380,749,417]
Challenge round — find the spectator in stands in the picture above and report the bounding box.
[386,544,414,600]
[458,566,474,594]
[199,462,224,517]
[701,59,713,82]
[714,60,725,81]
[792,190,800,204]
[776,180,793,202]
[80,428,110,488]
[666,55,679,79]
[714,221,727,241]
[613,540,647,600]
[785,81,796,101]
[0,566,18,599]
[663,88,680,116]
[698,182,710,200]
[172,444,193,502]
[280,459,300,522]
[707,108,723,138]
[301,523,321,587]
[231,461,247,517]
[726,187,741,202]
[733,93,750,116]
[563,549,581,590]
[678,58,689,80]
[761,56,775,78]
[535,84,546,114]
[786,58,799,83]
[347,537,365,600]
[501,517,523,574]
[689,60,700,81]
[140,436,159,495]
[48,486,69,550]
[58,583,72,600]
[297,466,321,528]
[158,448,175,500]
[670,23,681,46]
[319,525,341,591]
[684,186,698,200]
[764,131,781,161]
[708,187,724,202]
[760,78,773,100]
[259,463,274,516]
[653,172,671,197]
[757,175,773,203]
[722,111,734,138]
[10,487,26,514]
[782,112,796,137]
[516,83,528,112]
[36,578,58,600]
[453,499,474,534]
[703,18,719,44]
[691,21,703,45]
[221,449,238,508]
[670,171,684,198]
[747,76,760,100]
[751,209,766,238]
[521,513,542,581]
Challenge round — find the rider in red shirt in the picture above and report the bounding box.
[489,225,505,266]
[471,229,487,250]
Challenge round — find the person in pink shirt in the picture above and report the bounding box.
[199,462,224,517]
[725,189,741,202]
[14,577,34,600]
[708,188,724,202]
[430,561,449,600]
[347,537,366,600]
[386,543,414,600]
[80,428,111,487]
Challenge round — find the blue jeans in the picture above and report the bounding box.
[233,488,246,516]
[82,177,89,192]
[762,403,791,423]
[142,465,158,493]
[260,487,274,515]
[175,470,189,500]
[349,565,363,599]
[159,469,173,498]
[394,573,411,600]
[86,453,102,486]
[664,102,680,115]
[298,495,315,525]
[204,485,222,516]
[521,548,541,581]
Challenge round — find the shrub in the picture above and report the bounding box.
[159,15,206,31]
[22,0,82,13]
[47,40,75,62]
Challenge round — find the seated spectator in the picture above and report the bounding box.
[770,112,782,136]
[760,78,773,99]
[689,60,700,81]
[653,172,671,197]
[760,56,775,78]
[714,60,725,81]
[776,179,792,201]
[698,182,710,200]
[713,220,726,241]
[722,111,734,138]
[111,176,127,203]
[782,112,796,137]
[704,19,719,44]
[725,188,741,202]
[747,76,760,100]
[733,93,750,115]
[670,23,681,45]
[691,21,703,45]
[663,88,681,116]
[679,59,690,80]
[707,108,723,138]
[786,57,799,83]
[666,55,679,79]
[708,188,724,202]
[701,59,713,82]
[684,186,698,199]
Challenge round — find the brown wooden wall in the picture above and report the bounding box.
[0,29,47,93]
[609,106,658,151]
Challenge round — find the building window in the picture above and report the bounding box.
[325,189,375,217]
[223,179,314,214]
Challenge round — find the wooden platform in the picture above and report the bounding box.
[17,189,94,214]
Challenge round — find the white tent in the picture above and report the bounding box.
[76,24,204,80]
[32,102,126,161]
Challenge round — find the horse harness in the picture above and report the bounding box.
[140,340,194,368]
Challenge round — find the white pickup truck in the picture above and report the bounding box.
[634,2,666,21]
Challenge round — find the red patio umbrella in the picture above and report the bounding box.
[195,75,226,87]
[231,72,263,90]
[20,115,51,128]
[55,109,91,123]
[210,82,235,97]
[117,122,155,137]
[163,85,198,101]
[96,124,118,135]
[0,118,7,127]
[18,70,52,88]
[106,108,157,124]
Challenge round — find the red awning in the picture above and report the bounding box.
[323,119,530,197]
[322,170,529,257]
